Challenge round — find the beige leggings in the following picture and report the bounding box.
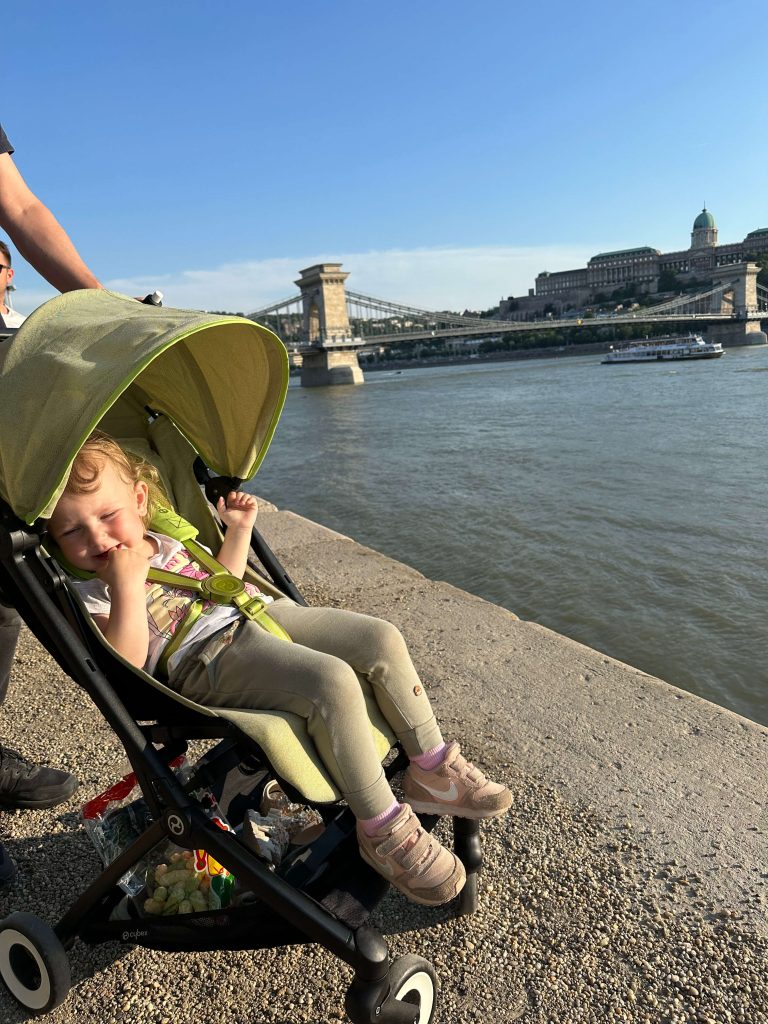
[169,599,443,818]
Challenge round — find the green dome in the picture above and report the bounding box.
[693,208,715,229]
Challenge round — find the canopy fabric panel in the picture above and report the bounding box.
[0,290,288,523]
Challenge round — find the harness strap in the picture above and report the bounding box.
[156,600,204,680]
[150,538,291,678]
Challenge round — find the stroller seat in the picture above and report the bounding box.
[71,423,397,806]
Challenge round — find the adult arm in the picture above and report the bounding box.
[0,151,103,292]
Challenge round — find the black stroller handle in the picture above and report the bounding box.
[192,458,307,605]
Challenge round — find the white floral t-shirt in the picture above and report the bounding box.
[71,531,272,675]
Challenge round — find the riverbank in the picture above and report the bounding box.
[363,340,612,370]
[0,501,765,1023]
[288,341,611,379]
[291,330,767,376]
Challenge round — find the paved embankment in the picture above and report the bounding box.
[0,500,765,1023]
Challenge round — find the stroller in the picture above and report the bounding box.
[0,291,483,1023]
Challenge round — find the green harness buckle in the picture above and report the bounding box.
[150,538,294,677]
[199,574,247,604]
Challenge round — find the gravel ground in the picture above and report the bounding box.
[0,620,766,1024]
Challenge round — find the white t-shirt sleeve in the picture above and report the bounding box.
[71,578,112,618]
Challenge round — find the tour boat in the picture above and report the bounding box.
[602,334,724,364]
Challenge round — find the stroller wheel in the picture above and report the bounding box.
[0,912,71,1014]
[387,954,437,1023]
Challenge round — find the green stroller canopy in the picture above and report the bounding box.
[0,290,289,524]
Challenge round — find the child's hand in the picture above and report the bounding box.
[98,545,150,589]
[218,491,258,532]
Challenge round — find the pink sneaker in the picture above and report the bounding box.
[357,803,465,906]
[403,741,512,819]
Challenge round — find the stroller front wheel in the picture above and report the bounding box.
[0,912,71,1014]
[387,954,437,1023]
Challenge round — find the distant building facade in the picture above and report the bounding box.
[500,210,768,319]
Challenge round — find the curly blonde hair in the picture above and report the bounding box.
[65,431,167,525]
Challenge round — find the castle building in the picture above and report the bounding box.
[500,209,768,319]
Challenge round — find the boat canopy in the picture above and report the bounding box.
[0,290,289,524]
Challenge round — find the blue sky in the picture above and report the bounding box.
[4,0,766,314]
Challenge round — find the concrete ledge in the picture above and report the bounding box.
[0,499,765,1021]
[255,499,767,933]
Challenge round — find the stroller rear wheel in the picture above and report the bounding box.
[0,912,71,1014]
[387,954,437,1023]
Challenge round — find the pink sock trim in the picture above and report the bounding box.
[359,800,402,837]
[412,742,448,772]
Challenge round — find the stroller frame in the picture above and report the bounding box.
[0,469,483,1023]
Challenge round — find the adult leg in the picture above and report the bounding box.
[0,603,78,809]
[0,600,22,705]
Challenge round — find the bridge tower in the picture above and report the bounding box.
[708,262,767,347]
[295,263,364,386]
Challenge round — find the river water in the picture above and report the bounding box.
[249,347,768,726]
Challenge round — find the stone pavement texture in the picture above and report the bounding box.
[0,500,765,1023]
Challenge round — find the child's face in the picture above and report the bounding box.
[49,459,150,572]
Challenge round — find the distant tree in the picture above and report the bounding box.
[657,269,679,293]
[749,253,768,287]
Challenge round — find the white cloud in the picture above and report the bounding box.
[9,244,596,317]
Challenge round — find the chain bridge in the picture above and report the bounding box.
[248,262,768,386]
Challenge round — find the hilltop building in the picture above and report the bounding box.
[499,209,768,320]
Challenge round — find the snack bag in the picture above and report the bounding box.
[260,780,324,846]
[239,809,291,868]
[142,845,234,916]
[138,785,237,916]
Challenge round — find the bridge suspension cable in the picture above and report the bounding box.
[247,294,303,319]
[345,290,499,329]
[641,281,730,316]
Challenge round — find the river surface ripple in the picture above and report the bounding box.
[249,348,768,727]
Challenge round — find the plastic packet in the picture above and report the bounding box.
[239,809,291,868]
[80,757,187,896]
[81,756,236,910]
[260,780,325,846]
[174,760,237,909]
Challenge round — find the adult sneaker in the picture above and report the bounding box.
[0,746,78,809]
[0,841,17,888]
[403,741,512,819]
[357,803,465,906]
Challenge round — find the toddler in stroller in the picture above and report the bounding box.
[0,290,510,1021]
[48,430,511,907]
